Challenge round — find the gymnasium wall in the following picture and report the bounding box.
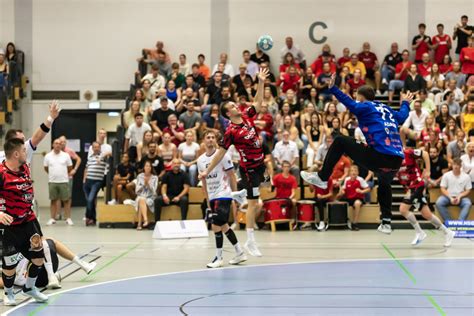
[0,0,15,46]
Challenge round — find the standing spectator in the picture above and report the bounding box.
[44,139,73,226]
[280,36,306,66]
[58,135,82,217]
[197,54,211,80]
[417,53,432,78]
[388,49,412,102]
[212,53,234,77]
[428,147,449,188]
[109,153,135,205]
[358,42,381,93]
[178,131,200,187]
[337,165,370,231]
[432,23,452,65]
[138,142,165,179]
[460,100,474,135]
[400,100,429,145]
[447,130,467,166]
[272,130,300,180]
[344,53,367,79]
[412,23,432,63]
[150,98,176,140]
[155,159,190,221]
[381,43,402,88]
[445,62,467,88]
[461,142,474,184]
[453,15,474,56]
[124,113,152,162]
[134,161,159,230]
[435,158,472,221]
[178,54,191,76]
[460,37,474,76]
[179,101,201,132]
[83,142,109,226]
[89,128,112,186]
[162,114,185,147]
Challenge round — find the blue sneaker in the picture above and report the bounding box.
[22,286,48,303]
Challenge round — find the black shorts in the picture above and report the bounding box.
[36,239,59,288]
[340,198,365,207]
[210,199,232,226]
[238,164,266,200]
[2,219,44,267]
[402,186,427,209]
[366,68,376,79]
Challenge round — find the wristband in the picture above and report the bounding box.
[47,115,54,123]
[40,123,50,133]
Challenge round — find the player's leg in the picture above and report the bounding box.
[420,200,455,247]
[399,189,426,245]
[22,228,48,302]
[50,237,96,273]
[2,234,20,306]
[351,199,362,231]
[217,199,246,265]
[376,170,398,234]
[61,183,73,225]
[42,239,61,289]
[136,197,146,230]
[207,200,224,268]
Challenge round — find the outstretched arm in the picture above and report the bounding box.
[30,100,61,148]
[393,92,414,125]
[327,73,365,114]
[253,68,269,114]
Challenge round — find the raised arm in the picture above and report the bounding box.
[199,147,227,179]
[253,68,269,114]
[394,91,414,125]
[30,100,61,148]
[327,73,362,114]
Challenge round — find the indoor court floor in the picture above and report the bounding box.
[1,207,473,316]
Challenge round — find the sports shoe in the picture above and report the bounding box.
[206,257,224,268]
[81,261,97,274]
[351,223,360,231]
[22,286,48,303]
[47,273,62,289]
[411,231,427,246]
[107,199,117,205]
[123,199,136,207]
[229,252,247,265]
[300,171,328,189]
[3,291,16,306]
[317,221,326,231]
[444,230,455,247]
[382,78,388,85]
[377,223,392,234]
[66,218,74,226]
[244,240,262,257]
[46,218,56,226]
[231,189,247,205]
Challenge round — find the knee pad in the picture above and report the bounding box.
[2,253,21,270]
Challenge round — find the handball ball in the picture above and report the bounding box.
[257,35,273,51]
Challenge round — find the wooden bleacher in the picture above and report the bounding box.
[429,188,474,221]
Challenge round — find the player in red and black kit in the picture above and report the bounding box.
[397,148,455,247]
[200,68,269,257]
[0,138,49,305]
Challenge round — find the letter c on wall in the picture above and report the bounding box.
[309,21,328,44]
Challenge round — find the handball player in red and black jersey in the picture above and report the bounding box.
[199,68,269,257]
[0,138,49,305]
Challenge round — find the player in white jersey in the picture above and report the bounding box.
[197,130,247,268]
[0,100,61,164]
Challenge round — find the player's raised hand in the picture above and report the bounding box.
[328,73,336,89]
[49,100,61,120]
[401,91,415,103]
[258,67,269,82]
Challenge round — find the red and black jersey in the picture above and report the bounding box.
[220,106,264,170]
[0,162,36,225]
[397,149,424,190]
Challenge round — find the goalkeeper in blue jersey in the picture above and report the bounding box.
[301,73,413,234]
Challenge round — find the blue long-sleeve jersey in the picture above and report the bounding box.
[329,86,409,158]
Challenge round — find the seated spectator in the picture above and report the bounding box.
[280,36,306,66]
[345,68,365,96]
[460,37,474,76]
[165,80,182,109]
[313,132,333,171]
[403,64,426,94]
[138,142,165,179]
[141,79,156,106]
[155,159,190,221]
[181,75,201,97]
[179,101,201,132]
[136,130,154,162]
[153,51,171,77]
[330,154,351,189]
[337,165,370,231]
[309,177,334,231]
[273,130,300,180]
[123,100,148,130]
[232,63,253,93]
[412,23,431,64]
[305,112,323,169]
[428,147,449,188]
[441,79,464,105]
[168,63,185,89]
[236,78,256,102]
[250,44,270,65]
[150,98,176,140]
[442,91,461,118]
[178,54,191,76]
[410,89,436,115]
[435,158,472,221]
[436,103,452,130]
[134,161,159,230]
[283,89,301,120]
[417,53,432,78]
[133,89,148,111]
[337,48,351,69]
[254,104,274,144]
[300,102,316,134]
[442,116,460,146]
[275,102,292,131]
[445,61,467,88]
[343,53,367,79]
[322,101,341,129]
[110,153,135,205]
[439,55,453,75]
[316,62,339,102]
[149,88,176,114]
[272,160,298,208]
[204,71,224,106]
[279,65,300,93]
[197,54,211,80]
[202,103,227,135]
[242,50,259,79]
[124,113,152,162]
[460,100,474,134]
[426,63,445,99]
[276,115,303,149]
[159,132,178,171]
[328,117,349,138]
[299,67,315,100]
[418,114,441,144]
[310,52,336,77]
[460,142,474,184]
[162,114,185,147]
[381,43,402,88]
[212,52,234,77]
[388,49,412,102]
[358,42,381,93]
[421,129,444,155]
[140,64,166,91]
[178,131,200,187]
[447,130,467,166]
[317,44,336,62]
[400,100,429,146]
[263,87,279,118]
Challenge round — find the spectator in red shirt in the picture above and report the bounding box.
[337,165,370,231]
[432,23,452,64]
[318,44,336,62]
[358,42,381,93]
[439,54,453,75]
[254,104,274,143]
[345,68,366,96]
[388,49,412,102]
[273,161,298,202]
[337,48,351,69]
[310,177,334,231]
[417,53,432,78]
[279,52,301,75]
[412,23,432,63]
[330,154,351,189]
[162,114,185,147]
[311,52,337,77]
[279,65,301,93]
[460,37,474,75]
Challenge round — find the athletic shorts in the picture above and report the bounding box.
[402,186,427,209]
[340,198,365,207]
[210,199,232,226]
[49,182,71,201]
[2,219,44,266]
[238,164,266,200]
[366,68,376,79]
[36,239,59,288]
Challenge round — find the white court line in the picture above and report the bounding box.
[5,256,474,315]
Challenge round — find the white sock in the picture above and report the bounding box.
[25,277,37,289]
[4,287,14,295]
[429,215,448,233]
[234,242,243,254]
[72,256,88,271]
[44,261,55,279]
[406,213,422,233]
[246,228,255,242]
[216,248,223,260]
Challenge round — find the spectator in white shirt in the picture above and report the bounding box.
[435,158,472,221]
[401,100,429,146]
[242,50,259,79]
[178,131,200,186]
[212,53,234,77]
[280,36,306,65]
[314,132,334,171]
[124,113,152,162]
[44,139,73,226]
[273,130,300,179]
[140,64,166,91]
[460,142,474,184]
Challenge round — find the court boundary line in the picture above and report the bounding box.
[5,256,472,315]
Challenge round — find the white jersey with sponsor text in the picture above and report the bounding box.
[197,151,234,201]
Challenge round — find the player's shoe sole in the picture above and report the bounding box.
[300,171,328,189]
[229,252,247,265]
